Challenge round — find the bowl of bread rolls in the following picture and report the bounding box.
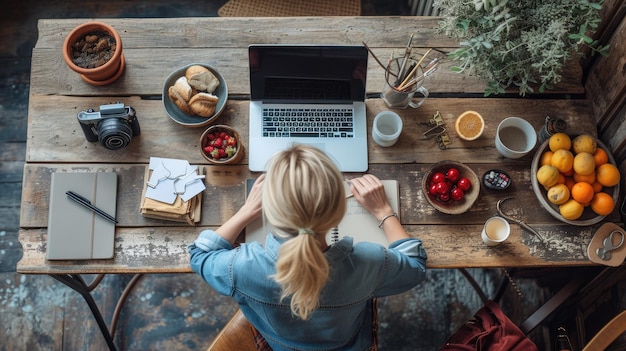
[163,63,228,127]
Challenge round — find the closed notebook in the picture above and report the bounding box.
[47,172,117,260]
[245,179,398,247]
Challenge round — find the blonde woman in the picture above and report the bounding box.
[189,145,427,350]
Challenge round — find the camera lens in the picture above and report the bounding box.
[97,118,133,150]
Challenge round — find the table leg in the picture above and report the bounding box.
[51,274,118,351]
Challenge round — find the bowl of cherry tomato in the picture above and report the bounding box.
[200,125,244,164]
[422,160,480,214]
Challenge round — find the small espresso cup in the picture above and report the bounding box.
[381,57,429,109]
[481,216,511,246]
[495,117,537,159]
[372,111,403,147]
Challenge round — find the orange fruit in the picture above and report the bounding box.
[455,111,485,141]
[590,192,615,216]
[551,149,574,173]
[593,148,609,167]
[571,182,595,204]
[591,181,603,193]
[537,165,560,188]
[596,163,620,187]
[547,184,570,205]
[573,171,595,184]
[572,134,597,154]
[572,152,596,176]
[540,151,554,166]
[564,177,576,191]
[559,199,584,220]
[549,132,572,152]
[556,173,566,184]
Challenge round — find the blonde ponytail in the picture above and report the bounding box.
[263,145,346,320]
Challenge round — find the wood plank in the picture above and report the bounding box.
[25,96,596,164]
[16,221,600,274]
[18,161,620,272]
[29,17,584,96]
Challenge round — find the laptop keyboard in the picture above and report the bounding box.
[262,108,354,138]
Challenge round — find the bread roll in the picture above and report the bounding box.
[186,65,220,92]
[168,86,192,115]
[189,92,218,117]
[173,76,194,101]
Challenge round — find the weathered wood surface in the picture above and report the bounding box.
[19,16,618,276]
[25,97,596,163]
[18,161,620,273]
[30,17,585,96]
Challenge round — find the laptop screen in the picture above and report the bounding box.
[249,45,367,104]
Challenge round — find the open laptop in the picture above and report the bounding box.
[248,45,369,172]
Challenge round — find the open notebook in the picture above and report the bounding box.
[244,179,399,247]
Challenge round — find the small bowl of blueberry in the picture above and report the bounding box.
[482,169,512,191]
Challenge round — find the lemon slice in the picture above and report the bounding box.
[455,111,485,141]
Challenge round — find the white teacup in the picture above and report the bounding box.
[481,216,510,246]
[372,111,403,147]
[495,117,537,159]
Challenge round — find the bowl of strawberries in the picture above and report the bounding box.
[200,125,244,164]
[422,160,480,214]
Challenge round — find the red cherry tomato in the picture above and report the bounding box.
[436,181,450,195]
[431,172,446,184]
[451,187,465,201]
[457,177,472,191]
[446,168,461,183]
[428,183,439,196]
[438,193,450,202]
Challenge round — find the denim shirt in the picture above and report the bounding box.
[189,230,427,351]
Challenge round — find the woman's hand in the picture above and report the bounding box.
[215,174,265,244]
[348,174,409,243]
[348,174,393,220]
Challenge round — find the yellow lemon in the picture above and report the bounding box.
[547,184,570,205]
[549,132,571,152]
[572,152,596,176]
[537,165,560,188]
[559,199,584,220]
[551,149,574,173]
[572,134,597,154]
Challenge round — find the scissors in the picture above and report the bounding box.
[596,230,625,260]
[496,197,545,242]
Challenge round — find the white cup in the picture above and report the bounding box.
[481,216,511,246]
[495,117,537,159]
[372,111,403,147]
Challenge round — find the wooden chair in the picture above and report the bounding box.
[582,310,626,351]
[206,310,257,351]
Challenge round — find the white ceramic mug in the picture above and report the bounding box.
[495,117,537,159]
[481,216,511,246]
[381,57,429,109]
[372,111,402,147]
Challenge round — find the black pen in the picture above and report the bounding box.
[66,191,118,224]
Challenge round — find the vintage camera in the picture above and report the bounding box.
[78,102,140,150]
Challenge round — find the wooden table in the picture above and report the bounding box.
[18,17,620,350]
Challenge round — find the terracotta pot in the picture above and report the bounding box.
[63,21,125,85]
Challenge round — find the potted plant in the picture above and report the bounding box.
[433,0,610,96]
[62,21,125,86]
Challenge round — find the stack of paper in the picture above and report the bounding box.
[140,157,205,225]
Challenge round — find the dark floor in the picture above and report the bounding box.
[0,1,574,350]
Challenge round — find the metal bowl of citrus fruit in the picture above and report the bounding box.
[530,132,620,226]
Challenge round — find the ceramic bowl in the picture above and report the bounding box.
[163,63,228,127]
[530,133,620,226]
[199,125,244,164]
[422,160,480,214]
